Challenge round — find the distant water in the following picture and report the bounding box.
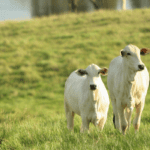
[0,0,149,21]
[0,0,31,21]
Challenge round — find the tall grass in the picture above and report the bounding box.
[0,9,150,149]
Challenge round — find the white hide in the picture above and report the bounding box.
[64,64,109,132]
[107,44,149,134]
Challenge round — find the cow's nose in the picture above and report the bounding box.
[90,84,97,90]
[138,64,144,70]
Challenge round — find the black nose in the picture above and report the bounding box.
[90,84,97,90]
[138,64,144,70]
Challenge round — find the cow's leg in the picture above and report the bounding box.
[117,102,127,135]
[113,114,115,128]
[64,101,74,130]
[133,102,144,133]
[98,116,106,130]
[112,100,121,131]
[125,107,133,131]
[80,115,89,133]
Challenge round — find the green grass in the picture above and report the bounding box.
[0,9,150,149]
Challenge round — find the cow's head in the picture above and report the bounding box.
[120,44,149,72]
[77,64,108,90]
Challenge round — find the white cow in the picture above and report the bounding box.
[107,44,149,135]
[64,64,109,132]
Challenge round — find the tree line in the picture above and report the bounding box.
[31,0,150,17]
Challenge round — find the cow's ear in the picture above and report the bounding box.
[120,50,126,57]
[98,67,108,76]
[140,48,150,56]
[77,69,88,76]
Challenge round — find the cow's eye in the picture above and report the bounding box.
[127,53,131,55]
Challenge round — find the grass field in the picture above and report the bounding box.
[0,9,150,149]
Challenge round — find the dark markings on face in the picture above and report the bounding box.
[78,69,88,76]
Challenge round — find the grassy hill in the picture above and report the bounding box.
[0,9,150,149]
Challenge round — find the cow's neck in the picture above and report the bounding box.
[88,89,100,112]
[119,61,137,108]
[92,89,99,101]
[121,60,137,83]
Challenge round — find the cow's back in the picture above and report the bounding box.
[64,71,87,115]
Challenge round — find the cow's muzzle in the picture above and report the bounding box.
[138,64,144,70]
[90,84,97,90]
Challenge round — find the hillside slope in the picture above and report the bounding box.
[0,9,150,149]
